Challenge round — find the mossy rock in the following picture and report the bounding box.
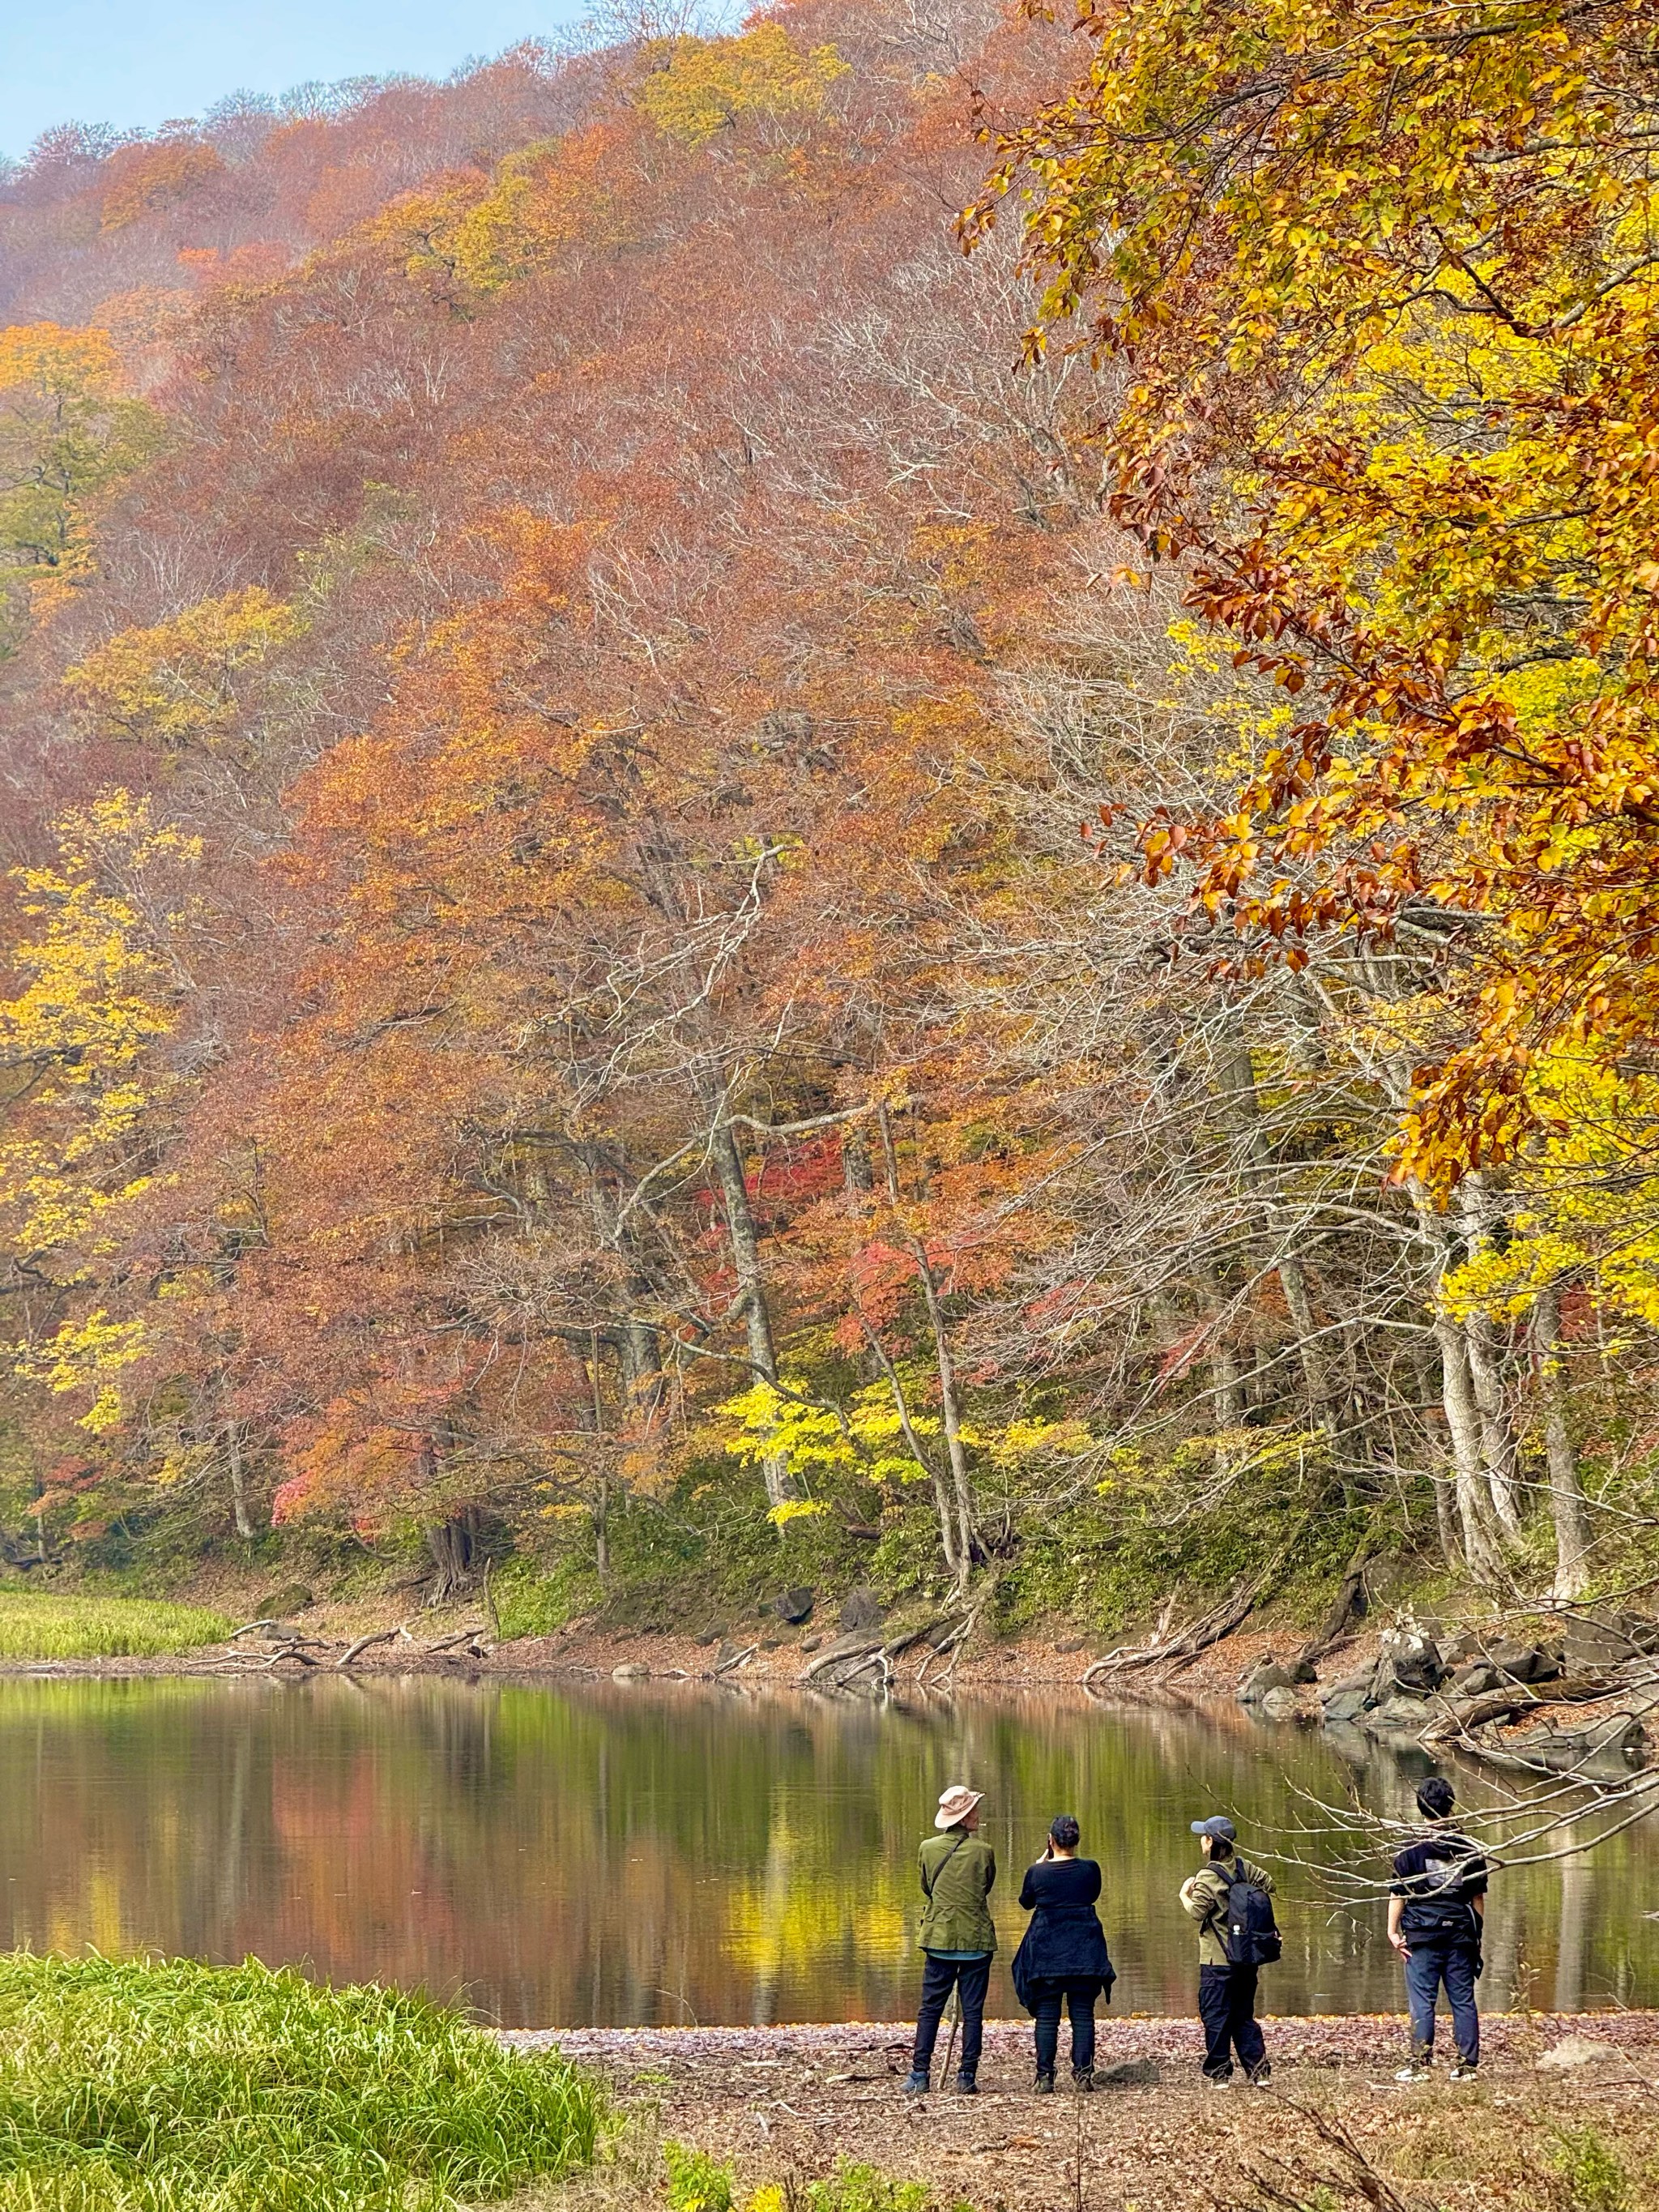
[262,1582,315,1615]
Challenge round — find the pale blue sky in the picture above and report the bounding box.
[2,2,590,160]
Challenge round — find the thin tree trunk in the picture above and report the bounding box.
[227,1423,255,1542]
[1533,1283,1591,1599]
[859,1317,960,1585]
[1435,1315,1506,1582]
[911,1253,975,1593]
[1411,1340,1463,1569]
[1192,1254,1243,1470]
[586,1333,612,1586]
[705,1101,794,1506]
[1464,1312,1524,1539]
[873,1103,972,1590]
[1457,1183,1524,1539]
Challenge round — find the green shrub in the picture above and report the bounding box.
[663,2142,736,2212]
[1553,2128,1629,2212]
[0,1951,603,2210]
[0,1594,231,1659]
[804,2163,933,2212]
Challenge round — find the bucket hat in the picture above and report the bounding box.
[935,1784,983,1830]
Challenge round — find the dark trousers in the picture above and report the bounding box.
[1031,1979,1098,2077]
[1198,1962,1266,2080]
[1404,1942,1480,2065]
[912,1953,992,2079]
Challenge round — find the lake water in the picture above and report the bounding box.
[0,1674,1652,2026]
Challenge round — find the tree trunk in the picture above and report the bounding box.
[912,1251,975,1593]
[227,1423,255,1542]
[705,1103,795,1506]
[1435,1315,1506,1582]
[425,1510,479,1604]
[1277,1254,1341,1443]
[1457,1184,1524,1538]
[1464,1313,1524,1539]
[1192,1253,1243,1468]
[1533,1283,1591,1600]
[860,1318,961,1585]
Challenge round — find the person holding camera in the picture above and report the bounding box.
[1011,1814,1115,2092]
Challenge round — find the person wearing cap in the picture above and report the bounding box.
[1388,1775,1486,2082]
[903,1785,996,2096]
[1179,1816,1273,2084]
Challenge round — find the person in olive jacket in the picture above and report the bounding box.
[1011,1814,1115,2091]
[904,1784,996,2096]
[1180,1815,1273,2083]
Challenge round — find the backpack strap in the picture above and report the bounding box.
[922,1832,969,1899]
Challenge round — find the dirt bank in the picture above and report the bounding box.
[503,2014,1659,2212]
[0,1617,1344,1692]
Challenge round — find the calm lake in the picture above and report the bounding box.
[0,1674,1652,2026]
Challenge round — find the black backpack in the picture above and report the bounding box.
[1222,1867,1282,1966]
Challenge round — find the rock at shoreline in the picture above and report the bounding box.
[612,1661,650,1681]
[1238,1655,1295,1705]
[772,1586,815,1625]
[839,1587,885,1633]
[1258,1686,1300,1721]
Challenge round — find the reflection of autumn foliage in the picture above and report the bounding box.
[0,1679,1653,2026]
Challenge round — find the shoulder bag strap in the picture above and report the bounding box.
[921,1831,969,1900]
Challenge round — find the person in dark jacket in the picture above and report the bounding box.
[1012,1814,1115,2092]
[904,1784,997,2097]
[1179,1815,1273,2084]
[1388,1775,1487,2081]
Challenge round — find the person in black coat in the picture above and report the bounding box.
[1011,1814,1115,2091]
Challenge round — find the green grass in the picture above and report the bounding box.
[0,1593,232,1659]
[0,1953,605,2210]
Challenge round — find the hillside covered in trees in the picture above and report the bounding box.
[0,0,1653,1641]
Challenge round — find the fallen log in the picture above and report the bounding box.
[1422,1671,1618,1740]
[1083,1577,1260,1684]
[336,1624,412,1670]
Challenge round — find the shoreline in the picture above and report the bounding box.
[0,1621,1335,1697]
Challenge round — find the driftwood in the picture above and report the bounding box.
[713,1642,759,1678]
[227,1620,286,1641]
[799,1614,957,1691]
[425,1627,492,1657]
[335,1624,412,1670]
[1083,1577,1261,1685]
[1422,1671,1617,1741]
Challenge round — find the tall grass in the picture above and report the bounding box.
[0,1594,231,1659]
[0,1954,604,2210]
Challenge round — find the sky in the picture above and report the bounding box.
[1,1,591,160]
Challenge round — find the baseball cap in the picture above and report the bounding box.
[1190,1816,1237,1843]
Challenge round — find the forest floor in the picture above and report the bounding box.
[497,2013,1659,2212]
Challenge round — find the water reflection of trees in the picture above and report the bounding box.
[0,1679,1651,2026]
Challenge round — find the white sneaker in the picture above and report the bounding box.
[1393,2065,1431,2083]
[1448,2064,1476,2082]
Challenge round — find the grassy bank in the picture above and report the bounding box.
[0,1593,232,1659]
[0,1953,603,2210]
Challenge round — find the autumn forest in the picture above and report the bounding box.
[1,0,1656,1642]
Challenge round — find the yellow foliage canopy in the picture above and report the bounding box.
[67,587,302,749]
[636,27,848,148]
